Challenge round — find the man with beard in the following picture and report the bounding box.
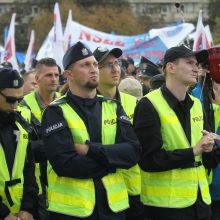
[41,41,141,220]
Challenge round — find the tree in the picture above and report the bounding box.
[29,0,149,51]
[208,0,220,44]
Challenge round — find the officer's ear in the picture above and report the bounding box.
[64,69,73,81]
[166,61,177,75]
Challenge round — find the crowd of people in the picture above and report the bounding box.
[0,41,220,220]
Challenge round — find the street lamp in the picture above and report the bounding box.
[175,2,185,23]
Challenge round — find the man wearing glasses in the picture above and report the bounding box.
[0,68,37,220]
[93,47,144,220]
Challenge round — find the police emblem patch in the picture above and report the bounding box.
[82,48,89,56]
[13,80,19,87]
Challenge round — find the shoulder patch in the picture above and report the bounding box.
[97,96,120,104]
[50,97,67,106]
[44,121,66,136]
[118,114,131,125]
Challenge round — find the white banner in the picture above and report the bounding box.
[149,23,195,48]
[37,20,195,61]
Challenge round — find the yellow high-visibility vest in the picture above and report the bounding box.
[47,98,129,217]
[119,92,141,196]
[140,89,211,208]
[22,91,61,122]
[0,121,29,214]
[21,91,61,194]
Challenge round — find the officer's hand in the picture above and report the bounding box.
[213,81,220,105]
[74,143,89,155]
[17,211,33,220]
[193,130,220,156]
[4,214,17,220]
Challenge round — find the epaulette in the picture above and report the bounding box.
[97,95,121,104]
[50,96,67,106]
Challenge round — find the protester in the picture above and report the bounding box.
[93,46,144,220]
[118,58,129,81]
[42,41,141,220]
[20,57,61,220]
[0,68,37,220]
[22,69,37,95]
[191,64,220,220]
[210,81,220,220]
[134,44,220,220]
[126,57,136,78]
[118,77,143,100]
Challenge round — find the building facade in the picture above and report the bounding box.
[128,0,209,27]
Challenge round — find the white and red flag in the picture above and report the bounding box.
[2,13,19,71]
[24,30,35,71]
[193,10,210,51]
[63,10,73,53]
[53,2,64,70]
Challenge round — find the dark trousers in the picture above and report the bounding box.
[143,205,211,220]
[125,195,146,220]
[211,201,220,220]
[37,193,49,220]
[49,208,126,220]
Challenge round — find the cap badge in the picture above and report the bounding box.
[13,79,18,87]
[82,48,89,56]
[97,47,108,52]
[140,63,147,70]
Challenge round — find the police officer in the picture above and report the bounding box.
[93,46,144,220]
[134,45,220,220]
[41,41,141,220]
[0,68,37,220]
[19,58,60,220]
[138,56,161,95]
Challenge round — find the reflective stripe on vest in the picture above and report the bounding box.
[119,92,141,196]
[140,89,211,208]
[0,122,28,214]
[47,99,129,217]
[22,92,43,194]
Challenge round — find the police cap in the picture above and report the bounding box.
[139,63,161,78]
[63,41,93,70]
[93,47,122,63]
[139,56,159,70]
[0,68,24,89]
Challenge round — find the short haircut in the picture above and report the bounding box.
[22,69,37,81]
[35,58,57,72]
